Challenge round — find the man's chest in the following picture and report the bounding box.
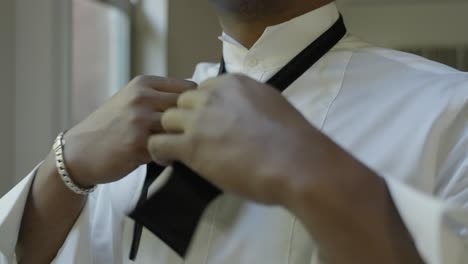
[121,195,321,264]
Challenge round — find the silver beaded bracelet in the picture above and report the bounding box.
[53,132,96,195]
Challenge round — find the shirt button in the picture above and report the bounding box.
[245,57,259,67]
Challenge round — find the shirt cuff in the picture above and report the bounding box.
[385,177,468,264]
[51,204,93,264]
[0,164,94,264]
[0,164,40,263]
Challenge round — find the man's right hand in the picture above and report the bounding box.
[63,75,196,187]
[16,76,195,264]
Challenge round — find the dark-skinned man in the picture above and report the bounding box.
[1,1,467,263]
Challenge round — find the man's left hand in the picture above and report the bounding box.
[147,74,424,264]
[147,74,321,206]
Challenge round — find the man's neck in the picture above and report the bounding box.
[215,0,334,49]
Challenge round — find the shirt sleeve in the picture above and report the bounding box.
[386,178,468,264]
[0,164,147,264]
[0,165,94,264]
[0,167,36,264]
[385,88,468,264]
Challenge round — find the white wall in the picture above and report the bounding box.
[338,1,468,48]
[168,0,221,78]
[131,0,222,79]
[0,0,15,196]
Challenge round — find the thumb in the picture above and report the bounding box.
[147,134,187,166]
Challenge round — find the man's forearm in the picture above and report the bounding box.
[16,151,87,264]
[285,139,425,264]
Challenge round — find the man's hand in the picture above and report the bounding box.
[147,74,317,205]
[148,74,424,264]
[64,76,196,187]
[16,75,195,264]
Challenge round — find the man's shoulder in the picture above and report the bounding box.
[335,37,468,97]
[329,37,467,138]
[337,36,464,76]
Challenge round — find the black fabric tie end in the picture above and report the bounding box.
[129,162,164,261]
[129,162,221,257]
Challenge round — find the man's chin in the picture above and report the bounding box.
[207,0,278,17]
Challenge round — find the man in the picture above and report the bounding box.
[1,0,467,263]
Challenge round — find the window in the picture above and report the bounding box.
[72,0,130,123]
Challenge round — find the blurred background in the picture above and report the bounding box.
[1,0,467,196]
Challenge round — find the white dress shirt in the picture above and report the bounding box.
[1,2,467,263]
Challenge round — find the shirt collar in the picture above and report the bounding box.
[219,2,340,72]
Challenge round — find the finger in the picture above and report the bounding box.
[161,108,195,133]
[197,77,218,91]
[147,134,187,165]
[149,112,163,133]
[129,88,179,112]
[134,75,198,93]
[177,90,208,109]
[146,91,179,111]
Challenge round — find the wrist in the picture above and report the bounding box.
[279,131,424,263]
[278,129,333,213]
[37,150,90,198]
[280,129,364,224]
[58,131,97,189]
